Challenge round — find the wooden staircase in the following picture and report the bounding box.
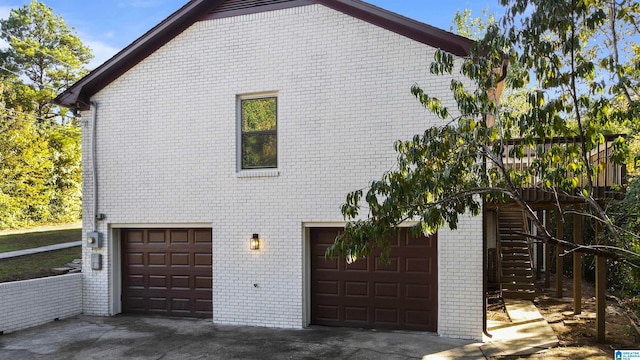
[497,209,536,300]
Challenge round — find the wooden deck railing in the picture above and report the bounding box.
[498,134,627,200]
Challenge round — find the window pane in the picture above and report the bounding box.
[242,133,277,168]
[242,98,276,132]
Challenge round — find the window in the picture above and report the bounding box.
[239,96,277,169]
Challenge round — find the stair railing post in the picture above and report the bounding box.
[556,209,564,298]
[544,210,551,288]
[573,209,583,315]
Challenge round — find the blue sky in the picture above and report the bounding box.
[0,0,502,69]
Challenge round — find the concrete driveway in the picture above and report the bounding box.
[0,315,475,359]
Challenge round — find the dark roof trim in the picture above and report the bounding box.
[54,0,225,110]
[204,0,314,20]
[204,0,473,55]
[54,0,474,110]
[315,0,473,57]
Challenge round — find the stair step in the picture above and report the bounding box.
[502,260,532,267]
[502,287,536,294]
[502,255,530,261]
[500,237,528,242]
[500,241,529,251]
[500,235,527,240]
[502,265,533,271]
[501,248,529,253]
[502,258,531,263]
[499,226,525,230]
[502,289,537,300]
[502,251,530,256]
[502,275,534,282]
[501,279,535,286]
[497,210,536,301]
[500,239,527,243]
[499,235,527,240]
[502,252,531,262]
[501,247,529,251]
[502,268,534,276]
[502,283,535,291]
[501,246,529,251]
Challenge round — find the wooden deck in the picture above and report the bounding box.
[488,134,627,207]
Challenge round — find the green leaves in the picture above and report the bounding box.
[329,119,497,261]
[329,0,640,267]
[0,1,90,229]
[431,50,455,75]
[411,85,449,119]
[0,112,52,228]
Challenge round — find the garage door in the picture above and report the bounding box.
[122,228,212,317]
[311,227,437,331]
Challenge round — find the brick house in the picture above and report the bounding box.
[55,0,484,340]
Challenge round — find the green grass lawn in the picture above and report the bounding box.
[0,229,81,253]
[0,247,81,282]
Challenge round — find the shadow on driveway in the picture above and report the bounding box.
[0,315,475,359]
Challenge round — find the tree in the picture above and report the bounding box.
[1,0,91,118]
[0,83,52,228]
[450,8,496,40]
[452,8,532,122]
[0,0,90,228]
[327,0,640,269]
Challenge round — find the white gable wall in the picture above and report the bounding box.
[81,4,482,340]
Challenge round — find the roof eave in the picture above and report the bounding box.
[54,0,225,110]
[315,0,474,57]
[54,0,475,111]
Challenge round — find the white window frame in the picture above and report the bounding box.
[236,91,279,177]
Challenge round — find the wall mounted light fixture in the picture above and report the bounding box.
[250,233,260,250]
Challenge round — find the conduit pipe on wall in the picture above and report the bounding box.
[90,101,98,232]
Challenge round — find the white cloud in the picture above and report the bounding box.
[84,39,121,70]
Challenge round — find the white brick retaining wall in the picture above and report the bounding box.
[0,274,82,334]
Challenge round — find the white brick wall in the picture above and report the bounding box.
[81,4,482,340]
[438,213,484,339]
[0,274,82,334]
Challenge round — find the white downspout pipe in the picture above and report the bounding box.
[90,101,98,232]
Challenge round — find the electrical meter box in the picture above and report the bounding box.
[87,231,102,248]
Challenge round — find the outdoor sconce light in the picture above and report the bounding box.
[250,234,260,250]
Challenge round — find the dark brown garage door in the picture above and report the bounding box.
[311,227,437,331]
[122,228,212,317]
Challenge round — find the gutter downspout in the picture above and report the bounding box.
[90,101,98,232]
